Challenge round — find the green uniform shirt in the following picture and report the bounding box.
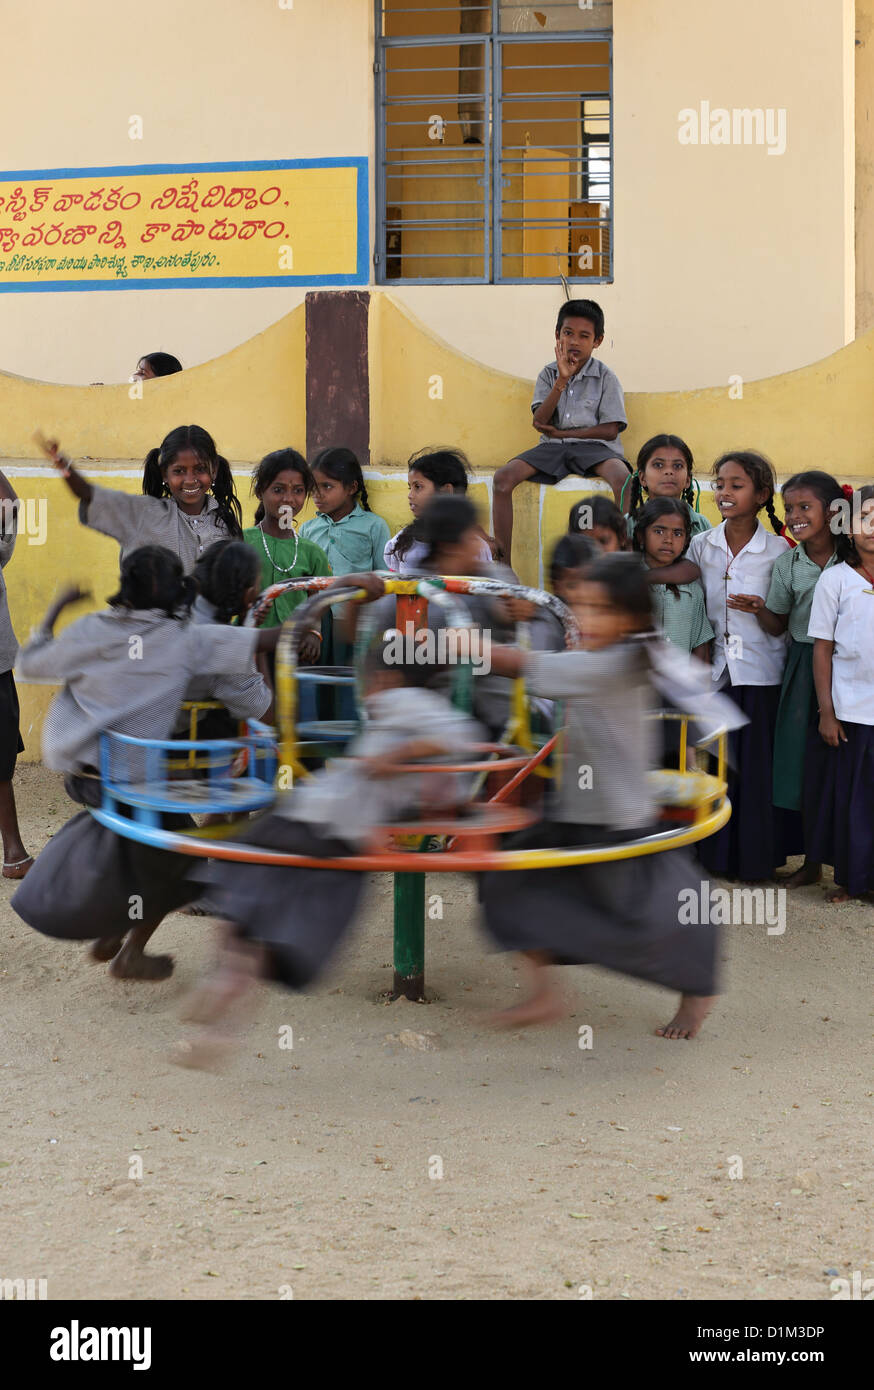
[299,504,391,577]
[649,579,714,655]
[243,526,332,628]
[765,545,838,644]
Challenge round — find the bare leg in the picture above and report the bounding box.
[174,927,265,1069]
[488,950,567,1028]
[0,780,32,878]
[655,993,715,1040]
[109,919,175,981]
[590,457,633,513]
[492,458,537,566]
[781,860,822,889]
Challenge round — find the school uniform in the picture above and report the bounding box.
[806,563,874,895]
[81,483,234,572]
[0,506,24,780]
[480,641,733,997]
[300,505,391,668]
[200,686,483,988]
[687,521,792,879]
[11,609,261,941]
[299,505,390,577]
[766,546,838,816]
[516,356,629,481]
[649,580,714,654]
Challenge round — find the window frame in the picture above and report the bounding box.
[374,2,613,287]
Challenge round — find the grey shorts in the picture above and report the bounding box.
[515,439,630,483]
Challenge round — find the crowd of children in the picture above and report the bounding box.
[1,298,871,1062]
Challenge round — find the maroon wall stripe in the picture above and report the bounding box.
[305,290,370,465]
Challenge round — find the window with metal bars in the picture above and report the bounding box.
[375,1,613,284]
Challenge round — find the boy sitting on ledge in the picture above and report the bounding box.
[493,298,629,564]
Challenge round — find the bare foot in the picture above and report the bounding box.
[91,935,126,963]
[2,855,33,880]
[488,986,566,1030]
[825,884,849,904]
[655,993,715,1040]
[109,948,175,981]
[780,862,822,889]
[169,1033,232,1071]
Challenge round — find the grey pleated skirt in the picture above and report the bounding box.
[480,820,719,996]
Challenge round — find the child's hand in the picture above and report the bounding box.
[726,592,764,613]
[535,422,560,438]
[298,630,322,665]
[325,572,385,601]
[496,597,538,623]
[34,432,71,474]
[554,337,578,383]
[819,712,847,747]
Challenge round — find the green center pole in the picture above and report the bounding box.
[392,871,426,1001]
[390,587,476,1000]
[391,593,429,999]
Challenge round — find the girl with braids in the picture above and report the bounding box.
[299,447,389,576]
[300,447,390,671]
[11,546,284,981]
[42,425,242,574]
[807,485,874,903]
[747,472,845,888]
[687,450,792,881]
[632,498,713,660]
[624,434,711,540]
[384,447,496,574]
[243,448,330,651]
[479,554,745,1038]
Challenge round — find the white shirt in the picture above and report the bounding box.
[688,521,790,686]
[383,532,492,576]
[808,562,874,726]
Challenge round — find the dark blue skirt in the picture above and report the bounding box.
[697,680,801,881]
[805,721,874,895]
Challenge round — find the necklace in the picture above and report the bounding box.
[259,520,300,575]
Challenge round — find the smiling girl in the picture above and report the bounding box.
[43,425,242,572]
[749,471,845,888]
[687,451,792,880]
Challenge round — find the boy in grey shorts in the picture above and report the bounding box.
[493,298,629,564]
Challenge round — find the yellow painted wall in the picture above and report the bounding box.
[856,0,874,333]
[6,290,874,758]
[0,0,856,393]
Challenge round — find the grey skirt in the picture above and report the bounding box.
[11,808,200,941]
[200,814,367,990]
[480,820,719,996]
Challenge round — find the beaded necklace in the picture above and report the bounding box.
[258,519,300,576]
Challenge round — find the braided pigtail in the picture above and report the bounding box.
[211,453,243,536]
[764,495,785,537]
[628,471,645,519]
[141,448,166,498]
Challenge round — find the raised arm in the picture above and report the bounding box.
[34,433,93,504]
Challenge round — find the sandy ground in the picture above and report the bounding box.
[1,762,872,1302]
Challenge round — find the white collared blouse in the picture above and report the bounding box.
[688,520,790,686]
